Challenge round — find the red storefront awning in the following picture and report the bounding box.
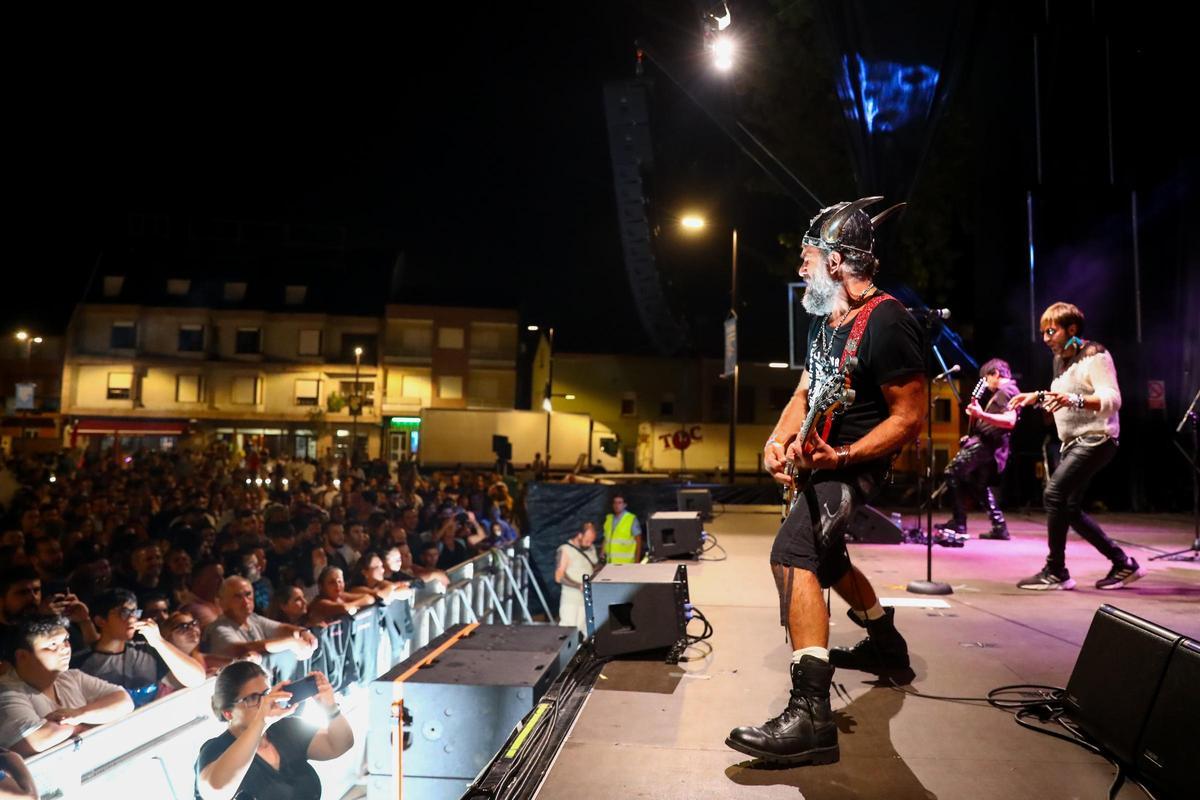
[74,418,187,436]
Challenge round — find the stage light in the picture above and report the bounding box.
[564,394,576,400]
[681,215,706,230]
[768,362,789,369]
[527,325,540,331]
[711,36,735,72]
[14,331,27,341]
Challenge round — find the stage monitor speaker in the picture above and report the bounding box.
[647,510,704,558]
[1063,605,1182,766]
[1135,637,1199,798]
[367,623,577,800]
[584,563,689,658]
[677,488,713,518]
[845,505,902,544]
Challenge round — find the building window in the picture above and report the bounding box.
[660,393,676,417]
[232,376,259,405]
[298,329,322,357]
[235,328,261,354]
[935,397,952,423]
[437,327,464,349]
[176,374,202,403]
[438,375,463,400]
[178,325,204,352]
[110,322,137,350]
[295,379,322,406]
[338,381,375,407]
[107,372,133,400]
[102,276,124,297]
[166,279,191,296]
[401,326,433,353]
[621,392,637,417]
[284,285,307,305]
[223,282,247,302]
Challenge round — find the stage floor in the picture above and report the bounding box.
[535,508,1200,800]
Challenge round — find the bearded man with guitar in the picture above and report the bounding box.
[937,359,1021,541]
[725,198,925,766]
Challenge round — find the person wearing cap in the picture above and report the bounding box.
[726,197,924,767]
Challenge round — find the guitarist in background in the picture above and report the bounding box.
[726,198,925,766]
[937,359,1020,541]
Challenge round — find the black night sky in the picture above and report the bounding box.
[9,1,1196,372]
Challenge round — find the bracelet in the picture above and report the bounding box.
[1036,390,1046,406]
[1072,393,1086,410]
[765,438,784,451]
[835,446,851,469]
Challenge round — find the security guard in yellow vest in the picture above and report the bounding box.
[602,494,642,564]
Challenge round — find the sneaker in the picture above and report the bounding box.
[1017,566,1076,590]
[1096,558,1147,590]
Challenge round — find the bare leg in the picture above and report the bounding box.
[832,565,878,613]
[778,566,829,649]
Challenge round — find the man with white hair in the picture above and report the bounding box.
[726,197,924,766]
[201,577,317,661]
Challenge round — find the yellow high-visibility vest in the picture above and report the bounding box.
[603,512,638,564]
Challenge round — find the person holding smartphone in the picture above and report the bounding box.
[195,663,352,800]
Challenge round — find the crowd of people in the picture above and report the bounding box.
[0,443,525,788]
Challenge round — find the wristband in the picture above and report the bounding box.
[1072,393,1086,410]
[327,706,342,720]
[835,446,851,470]
[766,438,784,451]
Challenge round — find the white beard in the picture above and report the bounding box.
[801,256,849,318]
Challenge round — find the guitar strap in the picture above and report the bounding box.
[819,292,896,442]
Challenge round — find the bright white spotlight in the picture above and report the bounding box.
[527,325,540,332]
[768,362,789,369]
[564,394,576,400]
[711,36,735,72]
[681,215,706,230]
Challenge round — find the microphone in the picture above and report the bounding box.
[908,307,951,320]
[934,364,961,382]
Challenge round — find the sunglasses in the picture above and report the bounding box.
[116,607,144,621]
[170,620,201,633]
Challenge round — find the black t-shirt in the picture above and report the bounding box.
[194,717,319,800]
[805,299,924,465]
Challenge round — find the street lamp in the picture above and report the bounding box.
[14,330,42,359]
[352,346,363,465]
[681,216,739,484]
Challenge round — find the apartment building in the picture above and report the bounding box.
[60,231,519,463]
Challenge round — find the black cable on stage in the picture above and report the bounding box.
[886,680,1160,800]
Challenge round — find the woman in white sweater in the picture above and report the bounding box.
[1008,302,1146,591]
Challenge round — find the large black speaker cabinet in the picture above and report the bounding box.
[1063,605,1182,766]
[845,505,902,544]
[677,488,713,518]
[584,563,689,658]
[1136,637,1199,798]
[647,511,704,558]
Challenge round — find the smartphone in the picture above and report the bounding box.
[44,579,69,599]
[282,675,320,707]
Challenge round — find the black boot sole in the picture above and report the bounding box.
[828,654,912,673]
[724,738,840,766]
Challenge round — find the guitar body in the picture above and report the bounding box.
[780,357,858,519]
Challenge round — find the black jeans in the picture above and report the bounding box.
[944,439,1005,528]
[1044,436,1126,571]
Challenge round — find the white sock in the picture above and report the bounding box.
[792,646,829,663]
[864,602,885,621]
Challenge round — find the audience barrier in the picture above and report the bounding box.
[24,543,550,799]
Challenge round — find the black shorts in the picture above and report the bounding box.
[770,471,875,588]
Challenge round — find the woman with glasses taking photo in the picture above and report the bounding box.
[195,662,352,800]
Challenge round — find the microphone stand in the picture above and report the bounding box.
[908,315,954,595]
[1150,386,1200,561]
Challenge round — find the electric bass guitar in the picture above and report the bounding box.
[781,358,858,518]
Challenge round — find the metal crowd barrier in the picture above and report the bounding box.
[21,541,553,799]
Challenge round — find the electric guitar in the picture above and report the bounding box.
[966,377,987,435]
[781,358,858,518]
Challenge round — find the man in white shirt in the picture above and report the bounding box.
[0,615,133,756]
[201,577,317,660]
